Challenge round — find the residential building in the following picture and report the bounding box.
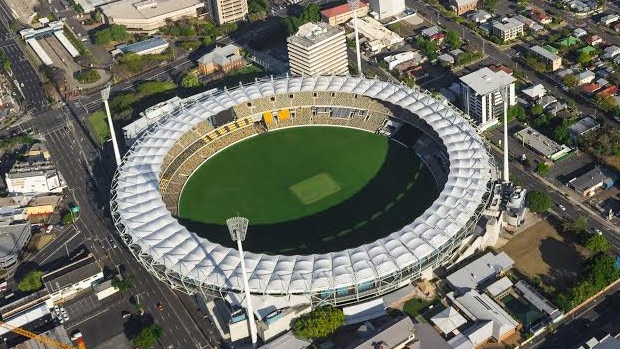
[101,0,205,33]
[206,0,248,25]
[514,281,564,323]
[529,45,562,71]
[197,44,244,75]
[345,317,452,349]
[485,276,513,298]
[521,84,546,100]
[384,51,417,70]
[532,11,552,24]
[320,1,369,26]
[42,254,104,304]
[367,0,405,20]
[468,10,492,23]
[585,34,603,45]
[5,160,64,195]
[0,222,31,269]
[514,15,544,32]
[573,28,588,37]
[287,22,348,76]
[449,0,478,16]
[600,14,619,26]
[576,70,596,85]
[258,331,311,349]
[459,67,517,129]
[431,306,467,335]
[113,36,169,56]
[445,252,514,294]
[568,166,617,196]
[350,16,404,52]
[492,18,524,41]
[603,45,620,59]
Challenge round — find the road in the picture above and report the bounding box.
[0,0,49,113]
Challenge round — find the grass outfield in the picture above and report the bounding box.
[178,126,438,255]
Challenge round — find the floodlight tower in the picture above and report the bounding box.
[101,84,122,165]
[499,87,509,183]
[226,216,258,348]
[348,0,363,76]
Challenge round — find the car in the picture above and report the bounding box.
[63,313,69,321]
[157,303,164,311]
[558,204,566,211]
[70,331,82,341]
[45,225,54,234]
[121,311,131,319]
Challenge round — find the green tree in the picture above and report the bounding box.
[526,190,551,213]
[535,162,550,176]
[18,270,45,292]
[567,98,576,109]
[181,72,201,88]
[111,276,134,292]
[567,215,589,234]
[507,105,526,122]
[483,0,499,12]
[563,74,579,88]
[109,24,130,42]
[94,29,112,45]
[446,30,462,49]
[595,94,618,113]
[531,104,544,116]
[577,51,591,65]
[133,324,163,349]
[92,11,102,23]
[585,233,611,253]
[292,306,345,340]
[62,212,74,225]
[553,121,570,143]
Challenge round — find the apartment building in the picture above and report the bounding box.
[287,22,348,76]
[529,45,562,71]
[492,18,524,41]
[460,67,516,130]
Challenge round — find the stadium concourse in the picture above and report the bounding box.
[110,75,496,307]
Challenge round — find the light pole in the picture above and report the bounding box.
[499,87,510,183]
[226,216,257,348]
[101,84,122,165]
[348,0,363,77]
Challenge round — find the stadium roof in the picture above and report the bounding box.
[111,75,493,296]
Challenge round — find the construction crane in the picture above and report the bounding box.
[0,320,84,349]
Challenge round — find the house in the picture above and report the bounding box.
[438,53,455,65]
[532,11,552,24]
[603,45,620,59]
[344,317,415,349]
[468,10,492,23]
[538,94,557,108]
[600,14,619,26]
[445,252,514,294]
[582,82,602,94]
[585,34,603,46]
[556,36,582,48]
[488,64,513,75]
[568,116,600,141]
[448,0,478,16]
[514,15,544,32]
[573,28,588,38]
[421,26,441,38]
[576,70,596,85]
[492,18,524,41]
[578,45,597,56]
[568,166,617,196]
[543,44,559,55]
[431,306,467,335]
[197,44,244,75]
[430,32,445,43]
[614,22,620,32]
[521,84,547,100]
[598,85,617,96]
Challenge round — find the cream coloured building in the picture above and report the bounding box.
[100,0,204,33]
[207,0,248,25]
[287,22,348,76]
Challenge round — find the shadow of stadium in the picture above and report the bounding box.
[178,141,439,255]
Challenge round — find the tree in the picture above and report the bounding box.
[595,94,618,113]
[585,233,611,253]
[483,0,499,11]
[62,212,74,225]
[526,190,551,213]
[553,121,570,144]
[181,72,201,88]
[18,270,45,292]
[292,306,345,340]
[507,105,526,122]
[92,11,102,23]
[567,98,576,109]
[446,31,462,49]
[535,162,550,176]
[577,51,591,65]
[531,104,544,116]
[563,74,578,88]
[94,29,112,45]
[567,215,589,234]
[111,276,134,292]
[133,324,163,349]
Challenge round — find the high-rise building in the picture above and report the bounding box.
[287,22,348,77]
[368,0,405,20]
[207,0,248,25]
[459,67,516,130]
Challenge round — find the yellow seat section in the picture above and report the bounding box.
[277,109,290,121]
[263,112,274,124]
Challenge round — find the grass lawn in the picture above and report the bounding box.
[87,111,109,144]
[178,126,438,254]
[403,297,438,318]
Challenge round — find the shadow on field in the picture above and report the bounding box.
[178,142,439,255]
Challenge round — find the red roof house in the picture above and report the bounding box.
[582,83,602,94]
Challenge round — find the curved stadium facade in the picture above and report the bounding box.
[110,75,496,306]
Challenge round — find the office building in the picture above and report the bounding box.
[459,67,516,129]
[368,0,405,20]
[287,22,348,76]
[101,0,204,33]
[5,160,64,195]
[0,222,31,269]
[197,44,244,75]
[207,0,248,25]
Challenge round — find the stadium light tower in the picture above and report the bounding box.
[499,87,509,183]
[226,216,258,348]
[101,84,122,165]
[348,0,363,77]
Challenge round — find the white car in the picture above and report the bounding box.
[558,204,566,211]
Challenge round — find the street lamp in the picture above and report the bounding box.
[499,87,510,183]
[226,216,257,348]
[101,84,122,165]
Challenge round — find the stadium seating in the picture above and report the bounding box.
[293,92,315,107]
[273,95,292,109]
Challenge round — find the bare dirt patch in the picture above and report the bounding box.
[27,234,55,251]
[500,220,592,291]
